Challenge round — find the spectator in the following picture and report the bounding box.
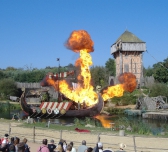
[66,144,72,152]
[37,139,49,152]
[8,144,15,152]
[7,137,15,152]
[93,143,98,152]
[14,137,20,152]
[97,142,103,152]
[0,144,8,152]
[85,147,93,152]
[1,133,9,148]
[69,142,76,152]
[48,139,56,152]
[58,142,64,152]
[23,138,30,152]
[77,140,87,152]
[55,144,63,152]
[17,142,25,152]
[63,140,67,152]
[59,139,64,143]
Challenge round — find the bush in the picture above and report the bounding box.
[0,78,18,99]
[148,83,168,98]
[111,91,137,106]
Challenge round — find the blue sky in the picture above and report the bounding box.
[0,0,168,69]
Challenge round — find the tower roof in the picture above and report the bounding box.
[115,30,145,43]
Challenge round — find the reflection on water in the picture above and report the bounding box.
[95,114,115,128]
[0,110,167,135]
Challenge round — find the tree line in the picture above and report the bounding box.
[0,59,115,99]
[0,57,168,100]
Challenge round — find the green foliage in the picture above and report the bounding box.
[74,117,102,127]
[90,66,108,88]
[106,108,124,115]
[0,102,10,112]
[114,117,151,135]
[0,102,21,113]
[74,118,82,126]
[1,65,77,83]
[0,71,5,79]
[153,60,168,83]
[0,78,18,99]
[144,66,154,77]
[111,91,137,106]
[105,58,116,76]
[143,57,168,83]
[148,83,168,98]
[41,92,50,102]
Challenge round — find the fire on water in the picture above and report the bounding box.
[46,30,137,106]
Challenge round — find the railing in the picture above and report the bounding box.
[0,123,168,152]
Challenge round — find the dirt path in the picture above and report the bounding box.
[0,121,167,152]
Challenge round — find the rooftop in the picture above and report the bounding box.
[114,30,145,43]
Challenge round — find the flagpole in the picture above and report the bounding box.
[57,58,60,102]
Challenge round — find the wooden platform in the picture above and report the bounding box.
[142,110,168,120]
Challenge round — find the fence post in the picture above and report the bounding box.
[9,123,11,136]
[133,136,137,152]
[33,126,35,143]
[97,133,100,142]
[60,130,62,140]
[8,102,10,119]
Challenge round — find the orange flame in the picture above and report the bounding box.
[95,115,114,128]
[102,72,137,101]
[65,30,94,53]
[46,30,137,106]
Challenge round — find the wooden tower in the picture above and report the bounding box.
[111,30,146,86]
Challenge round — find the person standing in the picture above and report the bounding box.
[23,138,30,152]
[63,140,67,152]
[77,140,87,152]
[48,139,56,152]
[66,145,72,152]
[37,139,49,152]
[97,142,103,152]
[1,134,9,148]
[69,142,76,152]
[14,137,20,152]
[17,142,25,152]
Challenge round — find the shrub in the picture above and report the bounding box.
[111,91,137,106]
[0,78,18,99]
[148,83,168,98]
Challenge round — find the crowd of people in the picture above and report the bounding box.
[0,133,126,152]
[0,133,30,152]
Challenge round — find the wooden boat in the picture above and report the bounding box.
[20,92,104,118]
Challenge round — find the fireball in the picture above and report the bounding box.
[46,30,137,106]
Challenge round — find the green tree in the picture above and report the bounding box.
[0,78,18,99]
[5,66,17,71]
[105,58,116,76]
[0,71,5,79]
[153,58,168,83]
[90,66,108,88]
[144,66,154,77]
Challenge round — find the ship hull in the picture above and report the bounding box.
[20,93,104,118]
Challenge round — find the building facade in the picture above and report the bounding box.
[111,30,146,85]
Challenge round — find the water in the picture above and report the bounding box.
[0,110,167,135]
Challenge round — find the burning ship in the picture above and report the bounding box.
[20,30,137,118]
